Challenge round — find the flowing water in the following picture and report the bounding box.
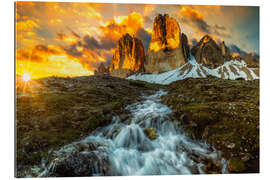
[31,90,228,177]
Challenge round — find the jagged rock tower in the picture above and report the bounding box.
[191,35,231,69]
[109,33,145,78]
[144,14,190,74]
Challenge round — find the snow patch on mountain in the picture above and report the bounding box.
[127,57,259,85]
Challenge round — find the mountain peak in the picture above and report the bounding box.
[109,33,145,78]
[94,62,109,76]
[144,14,189,74]
[191,35,231,68]
[149,14,181,52]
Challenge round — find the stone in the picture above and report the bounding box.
[119,113,129,122]
[226,143,235,149]
[47,142,110,177]
[144,128,158,140]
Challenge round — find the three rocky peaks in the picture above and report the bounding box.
[95,14,257,78]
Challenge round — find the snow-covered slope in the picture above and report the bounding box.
[127,57,259,85]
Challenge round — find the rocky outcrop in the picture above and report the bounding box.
[109,33,145,78]
[191,35,230,69]
[244,53,259,68]
[144,14,188,74]
[181,33,190,61]
[44,142,110,177]
[94,63,109,76]
[220,41,231,60]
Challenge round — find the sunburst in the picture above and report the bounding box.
[22,73,31,82]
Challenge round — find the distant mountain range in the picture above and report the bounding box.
[94,14,259,83]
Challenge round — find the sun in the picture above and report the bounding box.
[22,73,31,82]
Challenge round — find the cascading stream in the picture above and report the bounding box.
[35,90,228,177]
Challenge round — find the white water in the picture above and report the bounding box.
[34,90,228,177]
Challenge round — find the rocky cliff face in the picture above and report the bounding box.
[94,63,109,76]
[220,41,231,59]
[244,53,259,68]
[144,14,189,74]
[181,33,190,61]
[191,35,231,69]
[109,33,145,78]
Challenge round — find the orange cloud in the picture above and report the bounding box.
[17,45,60,63]
[179,6,211,37]
[179,6,231,43]
[72,6,101,19]
[16,44,93,79]
[180,6,203,20]
[50,18,63,25]
[15,2,152,78]
[16,18,43,49]
[57,32,79,44]
[232,52,240,58]
[52,30,112,72]
[98,12,151,51]
[16,1,35,8]
[100,12,144,41]
[143,4,155,16]
[16,19,39,32]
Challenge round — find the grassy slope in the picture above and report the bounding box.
[16,75,259,176]
[162,76,259,173]
[16,75,161,176]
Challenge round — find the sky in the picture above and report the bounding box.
[16,1,259,79]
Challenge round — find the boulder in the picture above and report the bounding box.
[43,142,110,177]
[144,128,158,140]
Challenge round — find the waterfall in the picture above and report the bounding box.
[33,90,228,177]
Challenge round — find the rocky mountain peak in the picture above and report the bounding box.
[144,14,189,74]
[109,33,145,78]
[220,41,231,59]
[94,62,109,76]
[191,35,231,69]
[181,33,190,60]
[149,14,181,52]
[244,53,259,68]
[202,35,211,43]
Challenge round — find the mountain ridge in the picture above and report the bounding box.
[105,14,259,79]
[128,56,259,85]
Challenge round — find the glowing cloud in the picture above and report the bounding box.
[15,2,259,79]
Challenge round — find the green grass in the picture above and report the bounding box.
[16,75,161,176]
[162,77,259,173]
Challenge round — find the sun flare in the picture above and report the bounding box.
[22,73,31,82]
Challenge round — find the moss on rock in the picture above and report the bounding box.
[144,128,158,140]
[162,77,259,173]
[228,157,246,173]
[16,75,162,177]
